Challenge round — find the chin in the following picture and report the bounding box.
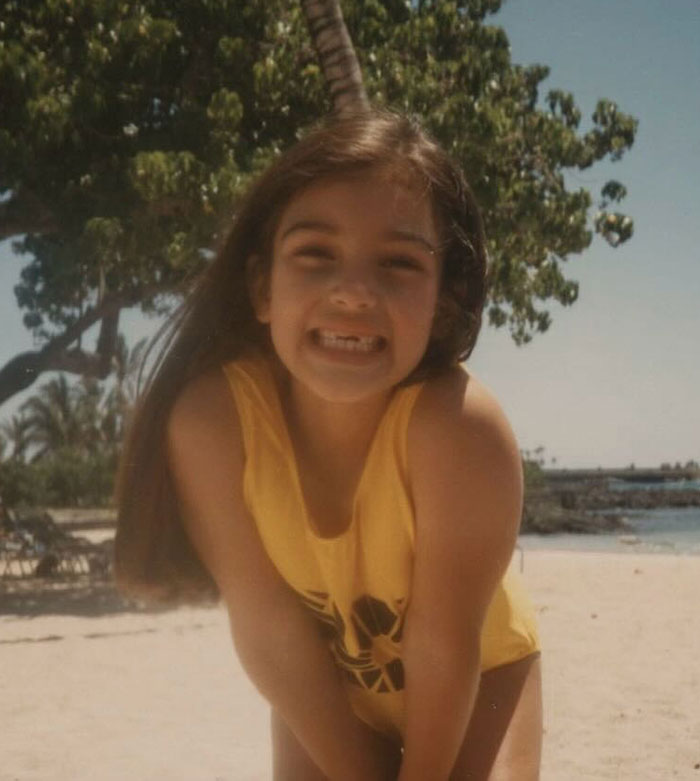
[294,356,424,406]
[299,374,395,406]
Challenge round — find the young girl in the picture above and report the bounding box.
[115,110,541,780]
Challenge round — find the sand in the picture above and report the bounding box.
[1,550,699,780]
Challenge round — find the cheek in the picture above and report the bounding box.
[391,289,440,356]
[397,281,440,323]
[265,267,316,336]
[265,265,293,316]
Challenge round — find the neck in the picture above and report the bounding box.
[280,374,392,472]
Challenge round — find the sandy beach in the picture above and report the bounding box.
[2,550,699,780]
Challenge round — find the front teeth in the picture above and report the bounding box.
[316,329,381,353]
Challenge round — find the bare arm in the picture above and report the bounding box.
[398,371,523,780]
[167,371,396,780]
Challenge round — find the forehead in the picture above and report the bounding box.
[275,172,440,246]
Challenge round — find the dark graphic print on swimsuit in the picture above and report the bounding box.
[298,590,406,693]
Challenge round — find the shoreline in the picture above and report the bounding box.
[2,550,700,779]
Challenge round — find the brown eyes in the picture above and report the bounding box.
[291,245,425,272]
[293,245,334,262]
[380,255,423,271]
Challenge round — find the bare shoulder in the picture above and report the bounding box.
[407,366,522,547]
[167,367,243,468]
[409,365,520,468]
[166,369,245,545]
[168,367,239,436]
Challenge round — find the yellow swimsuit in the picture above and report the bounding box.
[223,354,539,739]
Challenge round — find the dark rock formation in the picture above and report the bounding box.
[521,489,632,535]
[521,478,699,535]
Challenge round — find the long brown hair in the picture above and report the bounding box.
[115,109,487,603]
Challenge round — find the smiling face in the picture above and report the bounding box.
[252,172,443,405]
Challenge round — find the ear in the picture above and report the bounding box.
[246,255,270,323]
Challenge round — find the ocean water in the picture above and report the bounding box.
[520,504,700,556]
[609,477,700,492]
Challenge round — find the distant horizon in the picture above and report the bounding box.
[540,464,699,473]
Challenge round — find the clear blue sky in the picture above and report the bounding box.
[472,0,700,468]
[1,0,698,468]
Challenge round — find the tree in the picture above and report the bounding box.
[17,373,109,459]
[19,374,80,459]
[0,371,127,506]
[0,0,637,407]
[0,413,33,460]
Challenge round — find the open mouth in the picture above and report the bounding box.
[311,328,386,354]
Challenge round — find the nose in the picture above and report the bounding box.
[329,273,378,310]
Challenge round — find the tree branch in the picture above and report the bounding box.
[0,288,160,407]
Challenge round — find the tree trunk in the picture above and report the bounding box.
[300,0,369,116]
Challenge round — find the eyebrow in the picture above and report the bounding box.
[280,220,337,241]
[280,220,437,254]
[384,228,437,254]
